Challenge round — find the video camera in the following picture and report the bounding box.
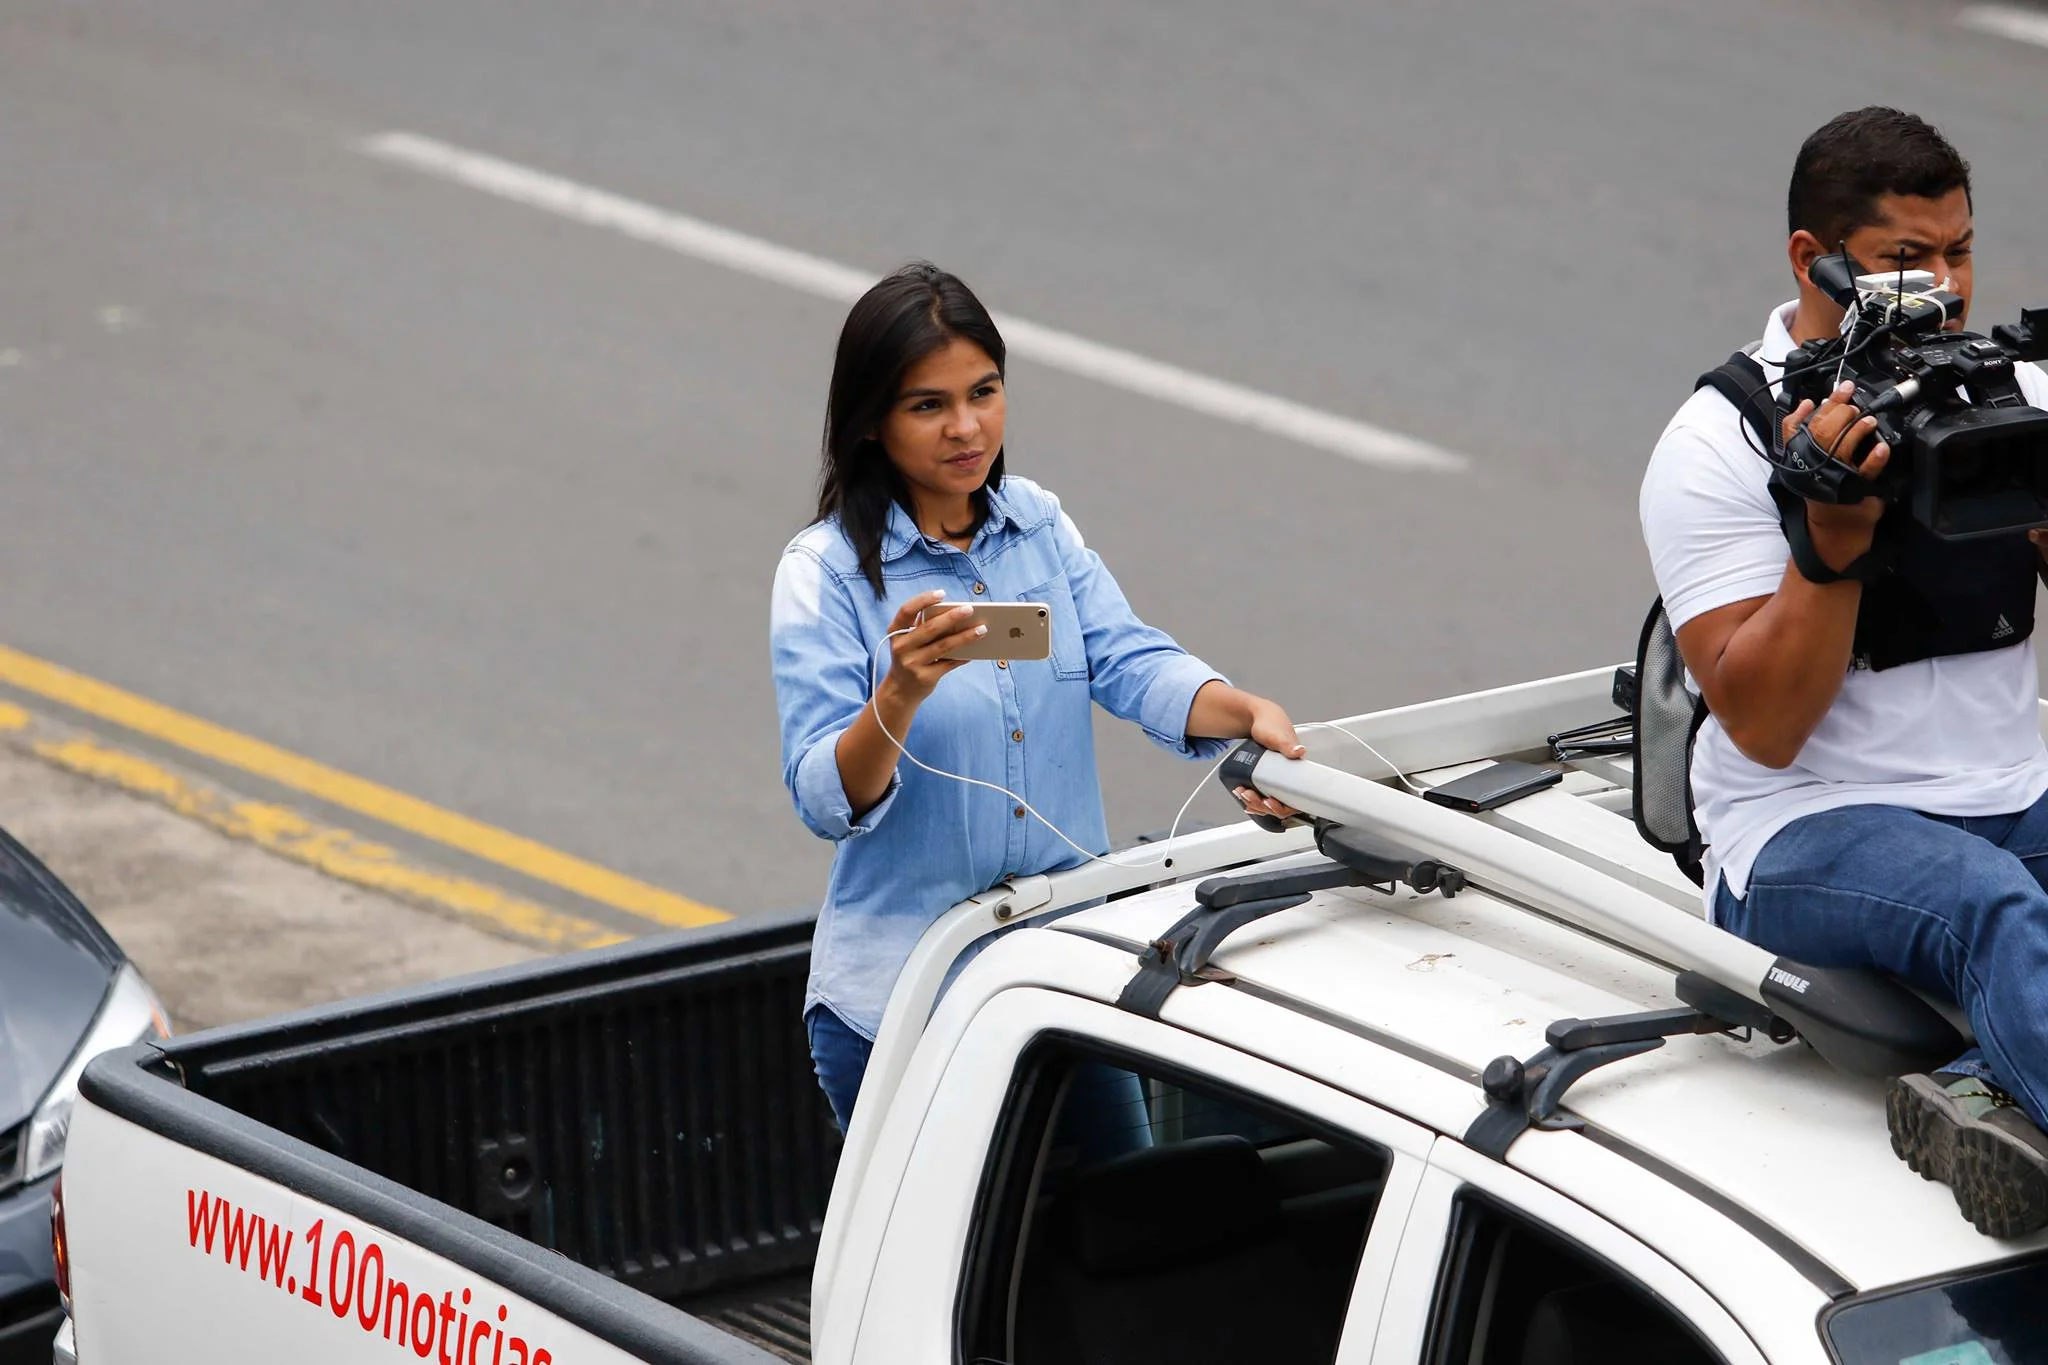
[1775,253,2048,539]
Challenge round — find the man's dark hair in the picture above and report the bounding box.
[1787,107,1972,250]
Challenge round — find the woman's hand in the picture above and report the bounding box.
[1186,684,1308,820]
[878,591,986,706]
[1233,697,1306,819]
[1246,697,1306,760]
[835,590,987,820]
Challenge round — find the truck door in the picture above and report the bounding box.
[1370,1137,1778,1365]
[837,987,1435,1365]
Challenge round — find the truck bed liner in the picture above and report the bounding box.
[149,912,839,1357]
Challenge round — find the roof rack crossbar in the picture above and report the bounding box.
[1545,1006,1729,1052]
[1466,1005,1736,1159]
[1676,969,1796,1043]
[1114,831,1475,1018]
[1232,743,1969,1079]
[1115,890,1314,1019]
[1190,858,1370,911]
[1316,823,1468,898]
[1234,742,1771,988]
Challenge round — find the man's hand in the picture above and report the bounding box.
[1783,381,1892,573]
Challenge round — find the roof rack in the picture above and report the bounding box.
[1114,825,1466,1018]
[1227,741,1965,1080]
[1462,999,1790,1159]
[823,667,2004,1311]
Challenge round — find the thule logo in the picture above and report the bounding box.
[1768,966,1811,995]
[1993,614,2016,640]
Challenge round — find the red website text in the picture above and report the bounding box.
[185,1188,558,1364]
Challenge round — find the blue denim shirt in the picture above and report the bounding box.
[770,476,1230,1038]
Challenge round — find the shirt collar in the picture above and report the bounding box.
[878,478,1020,562]
[1758,299,1802,369]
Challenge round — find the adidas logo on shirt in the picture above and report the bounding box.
[1993,614,2016,640]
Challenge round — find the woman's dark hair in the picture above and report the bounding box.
[1788,107,1972,253]
[818,262,1008,596]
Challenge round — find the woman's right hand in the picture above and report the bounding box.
[880,591,987,706]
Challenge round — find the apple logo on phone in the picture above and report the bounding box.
[1008,626,1024,639]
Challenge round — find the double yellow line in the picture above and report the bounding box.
[0,644,726,945]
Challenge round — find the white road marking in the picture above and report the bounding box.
[357,131,1466,473]
[1960,3,2048,47]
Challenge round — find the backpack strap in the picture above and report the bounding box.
[1694,352,1889,586]
[1695,350,1777,457]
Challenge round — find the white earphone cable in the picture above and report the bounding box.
[864,625,1421,874]
[1295,721,1430,795]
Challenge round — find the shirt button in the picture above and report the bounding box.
[972,582,987,595]
[1012,730,1024,742]
[1013,806,1026,818]
[996,660,1008,669]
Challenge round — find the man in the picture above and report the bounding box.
[1641,107,2048,1236]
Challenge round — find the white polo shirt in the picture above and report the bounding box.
[1639,300,2048,909]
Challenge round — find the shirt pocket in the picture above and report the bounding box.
[1023,575,1090,683]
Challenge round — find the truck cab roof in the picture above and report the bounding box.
[1050,867,2042,1293]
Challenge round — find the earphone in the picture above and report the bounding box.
[865,624,1420,873]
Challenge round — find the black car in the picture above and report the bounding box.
[0,827,164,1365]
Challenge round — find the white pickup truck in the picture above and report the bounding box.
[51,668,2048,1364]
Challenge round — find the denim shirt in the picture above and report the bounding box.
[769,476,1230,1038]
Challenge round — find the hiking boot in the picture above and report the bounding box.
[1888,1072,2048,1238]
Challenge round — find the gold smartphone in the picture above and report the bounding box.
[940,602,1053,662]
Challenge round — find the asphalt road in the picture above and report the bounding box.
[4,0,2047,919]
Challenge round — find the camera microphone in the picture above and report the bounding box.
[1810,252,1862,308]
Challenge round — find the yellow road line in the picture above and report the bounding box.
[0,643,728,929]
[0,707,625,950]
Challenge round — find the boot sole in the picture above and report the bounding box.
[1888,1074,1957,1184]
[1889,1074,2048,1238]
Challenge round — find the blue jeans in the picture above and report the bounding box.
[805,1003,1151,1158]
[1714,789,2048,1130]
[806,1005,875,1133]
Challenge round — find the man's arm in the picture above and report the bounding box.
[1673,383,1891,770]
[1676,573,1861,770]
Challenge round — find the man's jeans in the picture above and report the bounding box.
[1714,789,2048,1131]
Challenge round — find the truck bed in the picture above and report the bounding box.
[139,912,841,1361]
[690,1275,811,1363]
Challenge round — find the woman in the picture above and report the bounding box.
[770,263,1304,1129]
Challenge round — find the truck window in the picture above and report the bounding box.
[1425,1191,1723,1365]
[959,1038,1391,1365]
[1822,1252,2048,1364]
